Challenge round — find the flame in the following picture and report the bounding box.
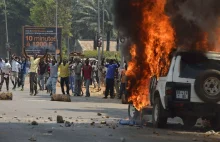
[126,0,175,111]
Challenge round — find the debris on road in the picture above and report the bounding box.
[31,121,38,125]
[28,134,37,141]
[101,121,106,124]
[48,117,53,121]
[0,92,13,100]
[205,130,217,135]
[105,116,110,118]
[57,115,64,123]
[51,94,71,102]
[65,121,72,127]
[54,111,57,113]
[120,137,126,142]
[14,116,17,118]
[69,117,72,119]
[97,113,102,116]
[0,116,3,118]
[91,122,95,125]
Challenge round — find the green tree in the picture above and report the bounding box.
[0,0,32,57]
[30,0,73,56]
[72,0,116,51]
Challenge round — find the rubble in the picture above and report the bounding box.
[51,94,71,102]
[91,122,95,125]
[97,113,102,116]
[28,134,37,141]
[205,130,216,135]
[65,121,72,127]
[0,92,13,100]
[120,137,126,142]
[101,121,107,124]
[31,121,38,125]
[48,117,53,121]
[57,115,64,123]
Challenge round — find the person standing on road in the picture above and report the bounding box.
[20,57,27,91]
[91,61,98,89]
[74,58,82,96]
[38,58,48,91]
[103,59,119,99]
[46,56,59,96]
[0,58,5,83]
[59,54,70,95]
[82,59,92,97]
[69,58,76,96]
[0,58,11,92]
[11,55,20,90]
[23,48,48,96]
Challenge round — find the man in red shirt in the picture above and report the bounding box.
[82,58,92,97]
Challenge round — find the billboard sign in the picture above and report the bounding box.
[22,26,62,55]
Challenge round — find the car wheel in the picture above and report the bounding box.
[182,117,197,128]
[152,97,167,128]
[121,93,128,104]
[149,75,157,105]
[128,104,140,120]
[195,70,220,103]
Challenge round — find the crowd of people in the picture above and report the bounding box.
[0,49,128,99]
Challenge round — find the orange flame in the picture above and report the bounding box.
[126,0,175,111]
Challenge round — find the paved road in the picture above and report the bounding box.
[0,81,219,142]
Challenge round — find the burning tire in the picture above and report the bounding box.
[149,75,157,105]
[128,104,140,120]
[152,97,167,128]
[195,70,220,103]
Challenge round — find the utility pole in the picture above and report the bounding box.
[101,0,104,59]
[97,0,101,90]
[55,0,58,59]
[4,0,9,58]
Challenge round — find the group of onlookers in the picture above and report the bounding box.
[0,49,128,100]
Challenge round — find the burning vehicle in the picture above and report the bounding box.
[113,0,220,129]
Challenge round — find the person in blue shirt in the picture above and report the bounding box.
[103,59,120,99]
[20,57,27,91]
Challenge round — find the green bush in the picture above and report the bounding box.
[83,50,121,60]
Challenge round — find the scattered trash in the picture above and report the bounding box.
[57,115,64,123]
[14,116,17,118]
[31,121,38,125]
[69,117,72,119]
[27,114,30,116]
[101,121,106,124]
[65,121,72,127]
[28,134,37,141]
[120,137,126,142]
[206,130,216,135]
[97,113,102,116]
[0,116,3,118]
[2,113,6,115]
[91,122,95,125]
[119,119,136,126]
[44,120,48,123]
[105,116,110,118]
[54,111,57,113]
[48,117,53,121]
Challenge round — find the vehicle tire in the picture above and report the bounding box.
[152,97,167,128]
[149,75,157,105]
[210,112,220,131]
[121,93,128,104]
[194,70,220,103]
[128,104,140,120]
[182,117,197,128]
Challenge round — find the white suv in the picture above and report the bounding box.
[150,51,220,129]
[128,51,220,129]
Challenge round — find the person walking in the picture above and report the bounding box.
[0,58,11,92]
[46,56,59,96]
[91,61,98,89]
[74,58,82,96]
[0,58,5,83]
[82,59,92,97]
[38,58,48,91]
[23,48,48,96]
[103,59,119,99]
[11,55,20,90]
[59,54,70,95]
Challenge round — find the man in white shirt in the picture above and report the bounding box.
[0,58,5,82]
[0,58,11,91]
[11,55,20,90]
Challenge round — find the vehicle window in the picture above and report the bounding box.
[180,59,220,79]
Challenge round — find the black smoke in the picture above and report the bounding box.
[113,0,220,51]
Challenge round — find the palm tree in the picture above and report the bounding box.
[72,0,115,51]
